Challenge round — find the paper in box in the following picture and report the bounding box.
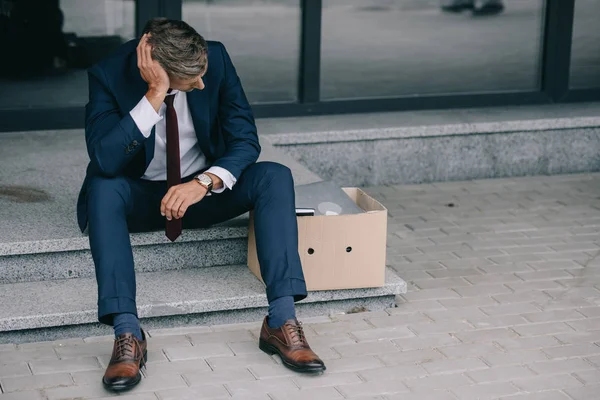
[247,188,388,291]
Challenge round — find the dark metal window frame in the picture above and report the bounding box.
[1,0,597,132]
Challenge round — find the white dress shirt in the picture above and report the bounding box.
[129,90,236,193]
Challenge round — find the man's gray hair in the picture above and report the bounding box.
[143,18,208,79]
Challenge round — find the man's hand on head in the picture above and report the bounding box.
[160,181,208,221]
[137,33,170,112]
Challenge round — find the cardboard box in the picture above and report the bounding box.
[247,188,388,291]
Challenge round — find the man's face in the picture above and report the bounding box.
[169,73,206,92]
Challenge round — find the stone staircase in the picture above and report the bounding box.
[0,130,406,344]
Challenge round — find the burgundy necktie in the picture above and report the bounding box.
[164,94,182,242]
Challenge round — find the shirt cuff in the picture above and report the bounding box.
[129,96,162,138]
[206,166,237,194]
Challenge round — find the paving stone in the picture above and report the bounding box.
[349,327,415,342]
[563,385,600,400]
[246,363,296,380]
[206,353,277,370]
[566,317,600,332]
[378,348,445,366]
[269,386,344,400]
[465,274,523,285]
[498,391,570,400]
[148,325,212,336]
[413,277,472,290]
[54,342,113,359]
[516,270,578,282]
[439,296,498,309]
[505,280,564,291]
[402,289,462,303]
[573,368,600,384]
[187,330,255,344]
[292,372,361,389]
[467,365,536,383]
[420,357,489,375]
[512,373,584,391]
[392,333,460,351]
[437,343,504,359]
[387,300,446,314]
[336,379,410,398]
[526,260,584,271]
[408,320,474,335]
[0,348,58,364]
[0,391,44,400]
[527,358,596,375]
[492,291,554,304]
[424,307,488,322]
[521,310,587,323]
[482,349,550,366]
[366,313,432,329]
[489,254,545,264]
[403,373,472,390]
[44,383,117,400]
[126,373,187,393]
[481,303,542,316]
[386,390,456,400]
[0,363,31,379]
[184,367,256,386]
[543,343,600,359]
[226,341,264,356]
[321,356,384,372]
[225,377,298,396]
[357,364,428,382]
[307,320,372,336]
[29,357,102,375]
[440,259,495,268]
[148,360,213,380]
[156,385,230,400]
[512,322,576,337]
[451,382,521,400]
[478,264,536,274]
[466,315,529,329]
[453,284,513,298]
[454,328,520,344]
[0,372,73,393]
[164,343,234,360]
[404,252,459,263]
[426,268,483,279]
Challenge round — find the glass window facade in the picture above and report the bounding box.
[320,0,545,100]
[570,0,600,89]
[0,0,135,110]
[182,0,300,104]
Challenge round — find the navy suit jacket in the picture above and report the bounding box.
[77,39,261,232]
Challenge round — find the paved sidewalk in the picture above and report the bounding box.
[1,173,600,399]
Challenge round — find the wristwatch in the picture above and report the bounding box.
[194,173,214,192]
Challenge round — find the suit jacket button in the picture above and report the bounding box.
[132,140,138,146]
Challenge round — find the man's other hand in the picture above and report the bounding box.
[161,181,207,220]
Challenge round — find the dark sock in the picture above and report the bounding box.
[113,313,142,340]
[267,296,296,329]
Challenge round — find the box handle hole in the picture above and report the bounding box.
[308,248,315,255]
[346,247,352,253]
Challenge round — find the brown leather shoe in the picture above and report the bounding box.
[259,317,326,373]
[102,330,148,392]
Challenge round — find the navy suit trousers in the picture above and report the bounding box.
[86,161,308,325]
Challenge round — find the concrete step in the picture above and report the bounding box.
[0,218,249,284]
[0,264,406,344]
[0,132,321,284]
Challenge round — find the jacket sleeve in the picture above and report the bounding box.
[210,42,261,180]
[84,64,149,177]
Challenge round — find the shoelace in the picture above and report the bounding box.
[285,321,307,346]
[114,336,136,360]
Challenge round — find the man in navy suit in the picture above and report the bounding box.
[80,18,325,392]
